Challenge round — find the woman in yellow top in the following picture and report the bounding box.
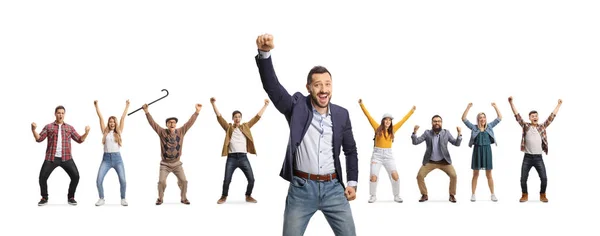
[359,99,415,203]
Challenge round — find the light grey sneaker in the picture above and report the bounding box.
[95,199,105,206]
[491,194,498,202]
[470,194,476,202]
[394,195,403,203]
[121,199,128,206]
[368,195,377,203]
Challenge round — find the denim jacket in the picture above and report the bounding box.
[463,118,501,147]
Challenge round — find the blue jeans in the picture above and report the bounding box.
[283,175,356,236]
[96,152,126,199]
[222,153,255,196]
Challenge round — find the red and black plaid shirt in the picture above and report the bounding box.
[37,122,83,161]
[515,113,556,155]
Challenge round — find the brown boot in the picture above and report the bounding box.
[449,195,457,203]
[419,195,428,202]
[217,196,227,204]
[540,193,548,203]
[246,195,257,203]
[519,193,528,202]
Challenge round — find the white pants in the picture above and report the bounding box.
[370,147,400,196]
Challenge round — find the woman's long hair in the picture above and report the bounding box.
[375,118,394,142]
[477,112,487,130]
[102,116,122,146]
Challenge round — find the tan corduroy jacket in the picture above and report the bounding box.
[216,114,261,156]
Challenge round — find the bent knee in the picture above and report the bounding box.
[391,171,399,181]
[370,175,378,182]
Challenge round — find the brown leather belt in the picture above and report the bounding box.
[294,170,336,182]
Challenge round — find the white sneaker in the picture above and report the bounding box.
[95,199,105,206]
[121,199,128,206]
[394,195,403,203]
[470,194,476,202]
[491,194,498,202]
[368,195,377,203]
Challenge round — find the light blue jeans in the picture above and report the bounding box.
[283,175,356,236]
[96,152,126,199]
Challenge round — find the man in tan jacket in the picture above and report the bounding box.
[210,97,269,204]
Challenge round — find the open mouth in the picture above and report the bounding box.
[318,93,329,103]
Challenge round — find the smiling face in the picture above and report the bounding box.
[108,116,117,131]
[431,115,442,132]
[382,117,392,129]
[477,113,487,126]
[307,72,332,109]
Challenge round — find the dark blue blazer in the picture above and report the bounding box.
[255,55,359,188]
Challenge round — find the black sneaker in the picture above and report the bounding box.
[68,198,77,206]
[38,198,48,206]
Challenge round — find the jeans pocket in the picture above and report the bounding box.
[291,176,307,188]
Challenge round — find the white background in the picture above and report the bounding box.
[1,0,598,235]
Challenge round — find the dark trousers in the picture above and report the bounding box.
[39,157,80,199]
[222,153,255,196]
[520,153,548,194]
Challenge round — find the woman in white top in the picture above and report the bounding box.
[93,100,130,206]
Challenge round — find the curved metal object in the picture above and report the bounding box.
[128,89,169,116]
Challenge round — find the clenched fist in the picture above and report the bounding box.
[31,122,37,131]
[264,99,270,106]
[413,125,420,133]
[256,34,274,52]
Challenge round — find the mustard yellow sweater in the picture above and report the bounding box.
[359,103,414,148]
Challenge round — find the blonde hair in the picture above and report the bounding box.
[102,116,122,146]
[477,112,487,130]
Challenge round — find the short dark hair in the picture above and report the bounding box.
[306,66,331,85]
[432,115,442,121]
[165,117,178,124]
[55,105,65,113]
[529,110,538,116]
[232,110,242,119]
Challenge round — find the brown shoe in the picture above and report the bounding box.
[246,195,257,203]
[419,195,428,202]
[540,193,548,203]
[180,199,190,205]
[217,196,227,204]
[449,195,457,203]
[519,193,528,202]
[155,198,163,205]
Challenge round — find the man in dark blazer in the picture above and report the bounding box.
[255,34,358,236]
[412,115,462,203]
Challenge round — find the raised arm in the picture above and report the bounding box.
[247,99,270,128]
[71,125,90,143]
[392,105,416,133]
[448,127,462,146]
[119,100,130,133]
[179,104,202,135]
[411,125,427,145]
[462,103,472,121]
[543,99,562,128]
[94,100,106,133]
[210,98,229,131]
[31,122,43,142]
[492,102,502,120]
[508,96,519,116]
[255,34,295,117]
[257,99,270,117]
[508,96,526,127]
[210,97,222,117]
[358,99,379,131]
[462,103,476,130]
[143,104,163,134]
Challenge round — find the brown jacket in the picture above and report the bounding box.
[217,114,261,156]
[146,112,199,163]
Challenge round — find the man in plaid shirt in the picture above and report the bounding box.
[508,96,562,203]
[32,105,90,206]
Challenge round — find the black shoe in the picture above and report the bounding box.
[68,198,77,206]
[38,198,48,206]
